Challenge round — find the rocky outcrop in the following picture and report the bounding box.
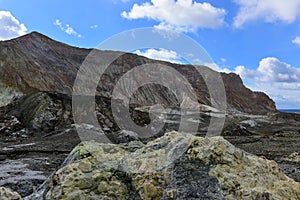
[0,81,22,107]
[285,152,300,163]
[43,131,300,200]
[0,92,73,135]
[0,32,276,114]
[0,187,22,200]
[222,73,276,114]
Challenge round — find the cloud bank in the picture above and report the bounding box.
[134,48,182,63]
[0,11,27,40]
[233,0,300,27]
[122,0,226,32]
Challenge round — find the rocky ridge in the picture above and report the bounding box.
[0,32,276,114]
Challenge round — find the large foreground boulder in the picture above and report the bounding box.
[45,131,300,199]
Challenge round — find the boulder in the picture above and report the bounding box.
[0,187,22,200]
[44,131,300,200]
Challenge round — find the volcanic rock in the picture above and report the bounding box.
[0,32,276,114]
[0,32,293,199]
[43,131,300,200]
[0,187,22,200]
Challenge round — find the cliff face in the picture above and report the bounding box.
[0,32,276,114]
[222,73,276,114]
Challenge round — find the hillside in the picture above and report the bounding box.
[0,31,276,114]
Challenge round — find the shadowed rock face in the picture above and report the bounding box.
[0,32,276,114]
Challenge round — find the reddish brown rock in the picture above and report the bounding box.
[0,32,276,114]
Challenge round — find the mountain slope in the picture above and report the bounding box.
[0,32,90,93]
[0,32,276,114]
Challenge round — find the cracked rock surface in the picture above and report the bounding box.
[42,132,300,200]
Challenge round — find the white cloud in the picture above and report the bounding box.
[90,24,98,29]
[292,36,300,47]
[220,58,227,63]
[134,48,182,63]
[54,19,82,38]
[201,62,231,73]
[0,11,27,40]
[54,19,62,28]
[134,49,232,72]
[234,65,256,79]
[257,57,300,82]
[251,83,300,108]
[122,0,226,32]
[202,62,222,71]
[233,0,300,27]
[133,48,233,73]
[236,57,300,83]
[234,57,300,108]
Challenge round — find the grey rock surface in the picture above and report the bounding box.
[43,132,300,200]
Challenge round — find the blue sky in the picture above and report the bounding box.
[1,0,300,109]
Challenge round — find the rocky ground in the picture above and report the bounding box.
[0,32,298,199]
[0,92,299,198]
[224,112,300,183]
[29,132,300,199]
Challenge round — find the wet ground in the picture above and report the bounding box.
[0,127,81,197]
